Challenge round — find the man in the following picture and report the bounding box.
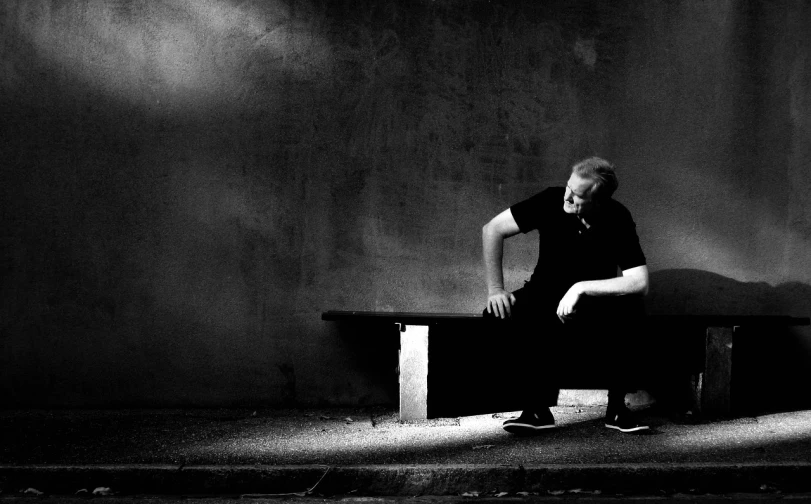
[482,157,649,434]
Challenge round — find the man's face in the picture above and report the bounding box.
[563,173,596,216]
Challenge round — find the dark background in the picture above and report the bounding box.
[2,0,810,410]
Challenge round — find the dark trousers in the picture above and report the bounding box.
[483,284,645,413]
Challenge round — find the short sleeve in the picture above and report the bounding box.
[509,187,562,234]
[612,206,646,270]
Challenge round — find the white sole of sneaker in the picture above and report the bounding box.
[503,423,556,434]
[605,423,650,433]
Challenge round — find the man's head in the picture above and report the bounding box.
[563,157,618,216]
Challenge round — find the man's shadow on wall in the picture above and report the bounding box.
[642,269,811,417]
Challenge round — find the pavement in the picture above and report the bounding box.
[1,404,811,499]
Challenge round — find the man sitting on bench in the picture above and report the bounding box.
[482,157,650,434]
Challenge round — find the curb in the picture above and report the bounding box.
[2,463,811,497]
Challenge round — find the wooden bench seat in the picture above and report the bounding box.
[322,311,810,421]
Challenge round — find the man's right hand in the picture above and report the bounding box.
[487,288,517,319]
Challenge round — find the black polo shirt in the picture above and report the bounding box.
[510,187,646,299]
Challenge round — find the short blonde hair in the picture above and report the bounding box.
[572,157,618,200]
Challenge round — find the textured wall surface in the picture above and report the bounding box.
[2,0,810,408]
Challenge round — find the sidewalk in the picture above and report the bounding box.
[1,405,811,497]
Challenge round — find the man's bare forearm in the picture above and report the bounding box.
[482,209,522,319]
[482,224,506,293]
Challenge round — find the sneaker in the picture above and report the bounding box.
[604,408,649,433]
[502,409,555,435]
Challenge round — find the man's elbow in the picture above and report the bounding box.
[482,220,497,240]
[625,267,649,296]
[636,273,650,296]
[639,279,650,297]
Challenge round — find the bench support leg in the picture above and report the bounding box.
[699,326,734,417]
[399,324,429,421]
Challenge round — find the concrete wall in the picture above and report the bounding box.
[2,0,809,409]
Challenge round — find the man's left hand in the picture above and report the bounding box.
[557,283,583,323]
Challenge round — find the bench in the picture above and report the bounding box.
[321,311,810,421]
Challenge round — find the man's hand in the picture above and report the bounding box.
[557,283,583,323]
[487,288,517,319]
